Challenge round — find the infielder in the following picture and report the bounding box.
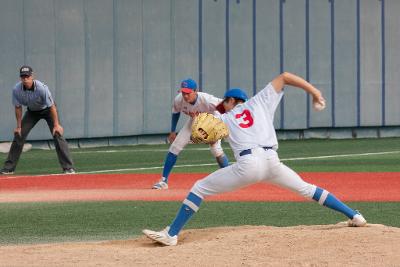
[152,78,229,189]
[0,66,75,175]
[143,72,367,245]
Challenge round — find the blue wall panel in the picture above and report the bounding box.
[202,0,227,98]
[0,0,24,140]
[385,0,400,126]
[308,0,331,127]
[114,0,144,135]
[360,0,382,126]
[142,0,172,134]
[54,0,86,138]
[229,0,253,96]
[84,0,114,137]
[334,0,358,127]
[173,0,199,86]
[282,0,307,129]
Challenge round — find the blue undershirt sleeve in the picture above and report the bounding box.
[171,112,180,132]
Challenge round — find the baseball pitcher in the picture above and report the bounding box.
[143,72,366,246]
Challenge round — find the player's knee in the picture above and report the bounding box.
[190,181,208,199]
[297,183,317,199]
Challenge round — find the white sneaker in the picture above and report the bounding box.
[348,213,367,227]
[63,168,76,174]
[152,180,168,190]
[143,227,177,246]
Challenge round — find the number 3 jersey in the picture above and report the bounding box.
[220,83,284,157]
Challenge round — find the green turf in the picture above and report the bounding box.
[0,201,399,245]
[1,137,399,174]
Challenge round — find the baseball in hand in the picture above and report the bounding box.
[313,97,326,111]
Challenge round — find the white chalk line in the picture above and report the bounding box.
[1,150,399,180]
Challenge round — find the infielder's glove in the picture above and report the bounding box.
[191,113,229,144]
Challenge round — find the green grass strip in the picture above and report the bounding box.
[0,201,399,245]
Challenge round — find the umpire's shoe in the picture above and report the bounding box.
[143,227,177,246]
[63,168,76,174]
[348,213,367,227]
[0,168,14,175]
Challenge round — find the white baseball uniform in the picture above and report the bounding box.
[169,92,225,157]
[191,83,317,199]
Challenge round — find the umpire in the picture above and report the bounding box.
[0,66,75,175]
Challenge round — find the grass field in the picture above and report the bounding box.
[0,137,399,245]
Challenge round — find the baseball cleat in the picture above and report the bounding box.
[152,181,168,190]
[143,227,177,246]
[0,169,14,175]
[348,213,367,227]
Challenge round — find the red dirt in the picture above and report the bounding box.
[1,172,399,202]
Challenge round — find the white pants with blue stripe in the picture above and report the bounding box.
[191,147,317,199]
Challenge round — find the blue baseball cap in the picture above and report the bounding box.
[224,88,248,101]
[180,78,197,93]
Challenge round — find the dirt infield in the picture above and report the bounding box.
[1,172,400,266]
[1,224,400,267]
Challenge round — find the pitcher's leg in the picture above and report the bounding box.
[268,160,359,220]
[3,111,39,171]
[166,165,242,237]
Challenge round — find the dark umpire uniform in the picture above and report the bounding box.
[0,66,75,174]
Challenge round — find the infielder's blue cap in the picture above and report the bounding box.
[180,78,197,93]
[224,88,248,101]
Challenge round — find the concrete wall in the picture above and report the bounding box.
[0,0,399,141]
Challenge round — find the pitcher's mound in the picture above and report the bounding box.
[1,224,399,267]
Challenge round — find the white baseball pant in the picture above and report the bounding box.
[191,147,317,199]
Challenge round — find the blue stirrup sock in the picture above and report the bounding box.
[216,154,229,168]
[312,187,357,219]
[162,152,178,183]
[168,192,203,236]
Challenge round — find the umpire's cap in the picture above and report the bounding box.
[20,65,33,77]
[224,88,248,101]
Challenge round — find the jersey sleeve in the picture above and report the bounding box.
[249,83,283,118]
[12,88,22,107]
[41,83,55,107]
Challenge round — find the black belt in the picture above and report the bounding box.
[239,146,273,156]
[27,106,51,112]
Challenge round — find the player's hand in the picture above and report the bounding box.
[52,124,64,136]
[312,91,326,111]
[188,111,199,118]
[14,127,22,137]
[168,132,177,143]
